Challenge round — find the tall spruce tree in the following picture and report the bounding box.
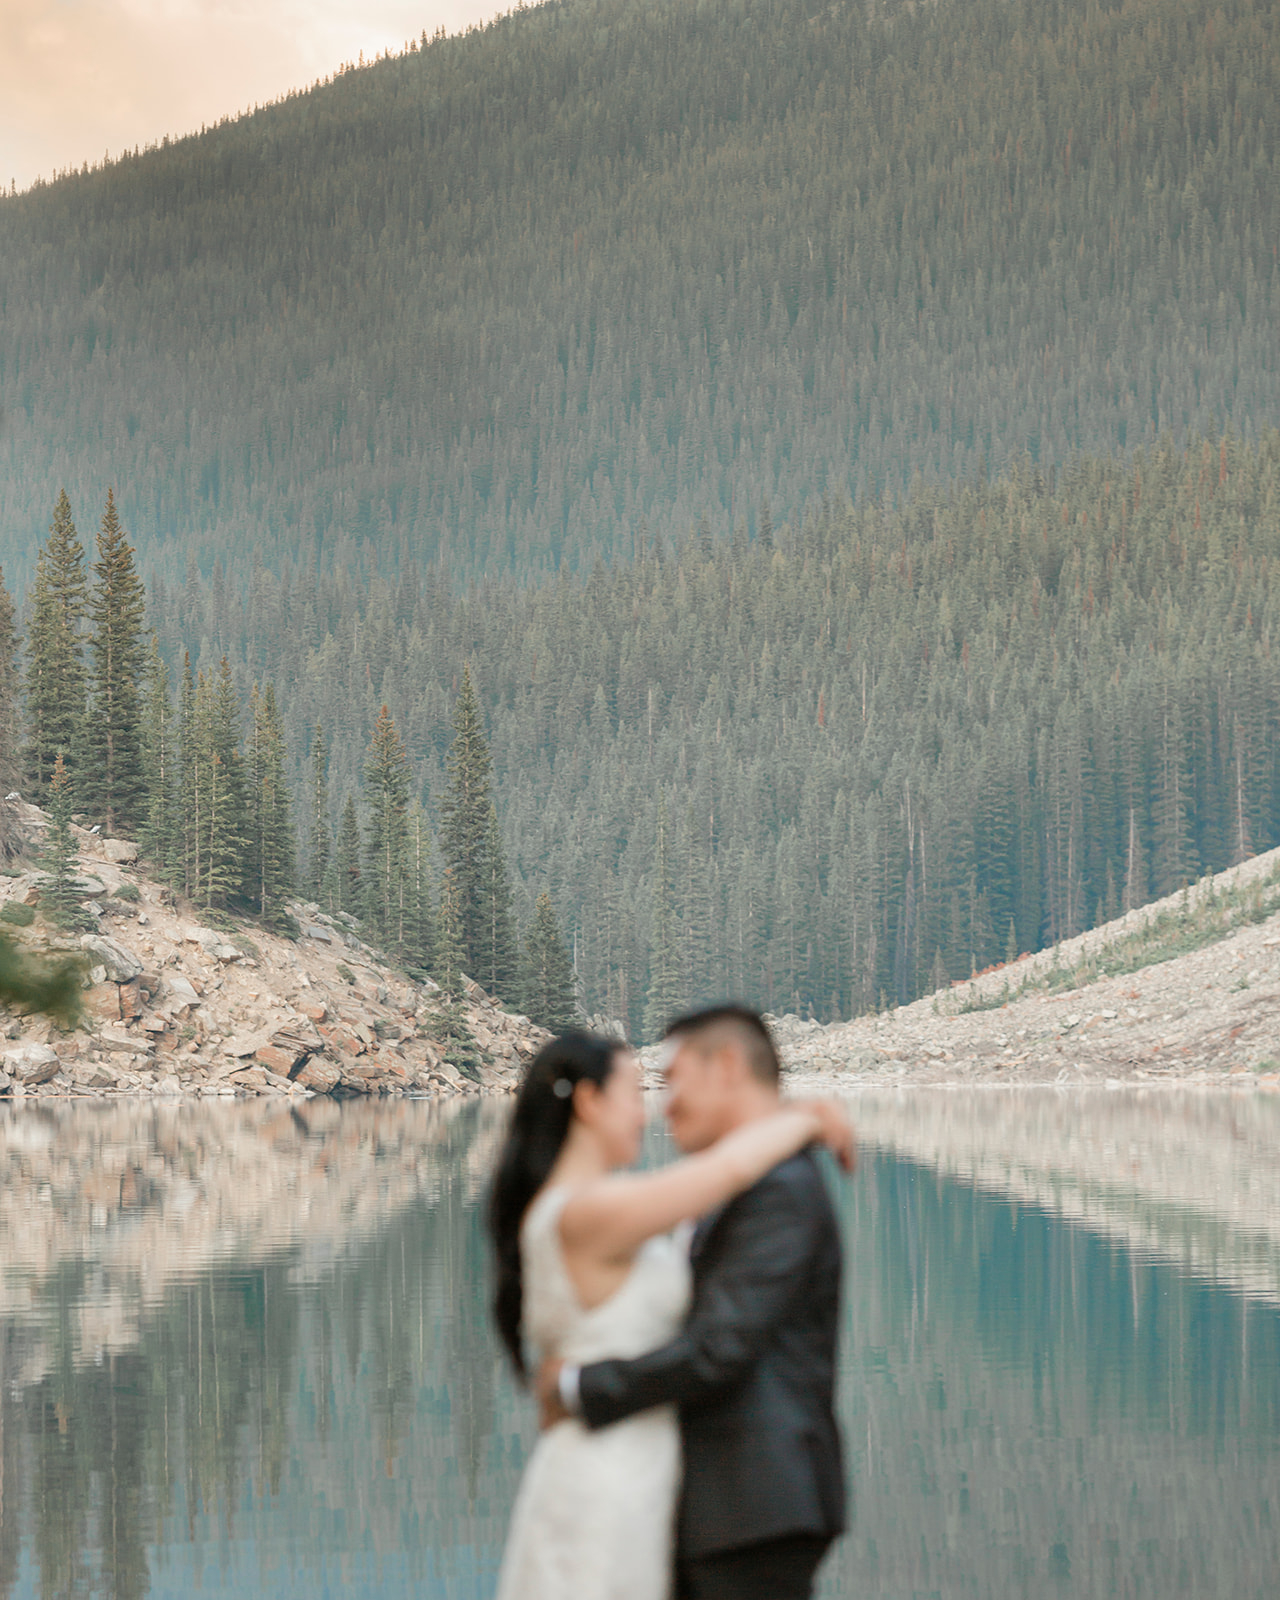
[188,658,248,907]
[435,867,467,1000]
[425,867,485,1080]
[83,489,147,835]
[24,491,87,794]
[440,666,497,970]
[477,801,518,1001]
[521,891,578,1032]
[246,681,294,925]
[177,651,199,898]
[39,753,84,928]
[364,705,411,951]
[644,795,683,1041]
[307,724,330,900]
[336,793,362,916]
[0,567,22,860]
[138,637,178,882]
[406,801,437,976]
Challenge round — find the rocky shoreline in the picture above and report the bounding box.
[0,806,549,1102]
[6,809,1280,1105]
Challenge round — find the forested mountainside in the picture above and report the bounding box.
[2,0,1277,589]
[147,434,1280,1036]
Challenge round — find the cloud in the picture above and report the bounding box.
[0,0,500,191]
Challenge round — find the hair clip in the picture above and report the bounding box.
[552,1077,574,1099]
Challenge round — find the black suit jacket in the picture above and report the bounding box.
[577,1149,846,1561]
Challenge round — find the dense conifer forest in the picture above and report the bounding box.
[129,433,1280,1036]
[1,0,1277,588]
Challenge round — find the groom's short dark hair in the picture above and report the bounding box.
[664,1004,782,1085]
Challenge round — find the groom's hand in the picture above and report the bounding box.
[805,1098,858,1173]
[536,1358,570,1430]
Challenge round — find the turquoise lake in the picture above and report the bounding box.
[0,1089,1277,1598]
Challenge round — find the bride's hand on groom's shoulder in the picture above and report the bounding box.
[796,1098,857,1174]
[535,1358,570,1430]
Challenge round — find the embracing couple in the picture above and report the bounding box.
[487,1004,854,1600]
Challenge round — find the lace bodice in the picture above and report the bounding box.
[521,1185,692,1368]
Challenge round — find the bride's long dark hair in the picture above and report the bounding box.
[488,1031,621,1378]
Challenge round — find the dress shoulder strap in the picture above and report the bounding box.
[521,1183,573,1250]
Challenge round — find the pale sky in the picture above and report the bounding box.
[0,0,502,193]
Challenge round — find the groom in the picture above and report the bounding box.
[538,1004,849,1600]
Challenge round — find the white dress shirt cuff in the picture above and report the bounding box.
[558,1363,582,1415]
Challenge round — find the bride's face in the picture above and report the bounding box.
[577,1051,646,1168]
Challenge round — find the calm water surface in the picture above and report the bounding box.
[1,1089,1277,1599]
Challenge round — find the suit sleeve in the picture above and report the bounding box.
[578,1165,816,1430]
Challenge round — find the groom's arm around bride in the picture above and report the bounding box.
[542,1005,849,1600]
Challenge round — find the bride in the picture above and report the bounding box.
[488,1029,851,1600]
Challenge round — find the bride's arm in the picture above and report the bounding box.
[559,1101,854,1264]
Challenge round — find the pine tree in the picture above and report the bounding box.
[435,867,467,1000]
[0,566,22,860]
[424,868,485,1081]
[476,801,518,1001]
[24,491,87,793]
[194,658,248,907]
[406,801,437,976]
[644,795,682,1041]
[439,665,494,969]
[82,488,147,835]
[138,636,178,882]
[39,753,84,927]
[246,681,295,925]
[336,793,362,916]
[307,724,330,900]
[364,704,411,950]
[522,890,578,1031]
[177,651,199,898]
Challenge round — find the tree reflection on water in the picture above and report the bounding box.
[0,1092,1276,1599]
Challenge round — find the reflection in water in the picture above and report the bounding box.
[0,1092,1277,1598]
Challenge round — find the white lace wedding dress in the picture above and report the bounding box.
[495,1185,692,1600]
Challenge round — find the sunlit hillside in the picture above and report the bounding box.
[1,0,1276,588]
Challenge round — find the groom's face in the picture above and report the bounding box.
[662,1035,737,1153]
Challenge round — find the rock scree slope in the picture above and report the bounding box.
[0,805,548,1101]
[752,847,1280,1091]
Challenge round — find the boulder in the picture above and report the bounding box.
[2,1042,60,1085]
[84,983,123,1022]
[181,924,242,963]
[302,923,335,944]
[118,978,144,1020]
[79,934,143,982]
[225,1031,270,1059]
[102,839,139,863]
[268,1021,324,1071]
[254,1044,297,1076]
[97,1028,154,1059]
[163,974,201,1009]
[296,1057,341,1094]
[74,1061,122,1090]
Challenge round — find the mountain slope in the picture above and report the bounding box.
[2,0,1277,587]
[151,433,1280,1035]
[769,839,1280,1086]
